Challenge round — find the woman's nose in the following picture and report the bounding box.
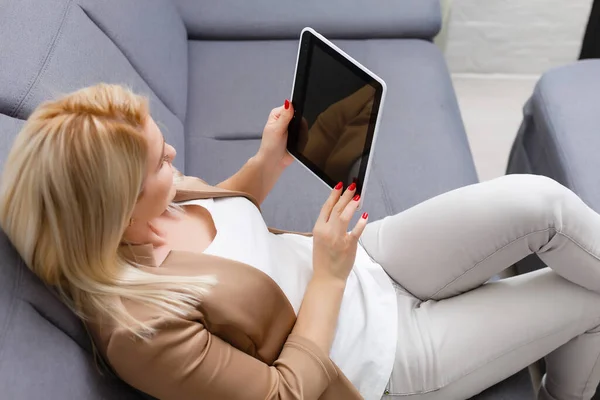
[168,144,177,160]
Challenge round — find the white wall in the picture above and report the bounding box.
[445,0,593,74]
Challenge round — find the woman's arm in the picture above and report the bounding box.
[105,186,368,400]
[216,153,285,205]
[106,312,352,400]
[292,184,368,353]
[292,274,346,352]
[217,102,294,205]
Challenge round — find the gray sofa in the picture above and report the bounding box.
[507,60,600,399]
[0,0,532,398]
[508,60,600,276]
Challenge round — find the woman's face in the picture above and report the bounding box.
[131,116,177,223]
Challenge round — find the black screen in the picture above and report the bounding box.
[288,31,383,195]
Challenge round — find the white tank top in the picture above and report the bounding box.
[178,196,397,400]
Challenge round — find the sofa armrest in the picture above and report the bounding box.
[171,0,441,40]
[508,60,600,211]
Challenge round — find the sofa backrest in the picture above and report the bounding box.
[171,0,442,41]
[0,0,188,397]
[0,0,444,397]
[0,117,143,397]
[0,227,142,399]
[0,0,188,171]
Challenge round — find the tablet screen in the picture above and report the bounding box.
[288,30,384,195]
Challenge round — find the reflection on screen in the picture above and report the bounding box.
[297,45,376,186]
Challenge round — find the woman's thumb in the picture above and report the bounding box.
[279,99,293,124]
[267,100,294,128]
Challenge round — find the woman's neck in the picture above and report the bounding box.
[122,217,167,248]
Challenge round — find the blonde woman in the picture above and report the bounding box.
[1,84,600,400]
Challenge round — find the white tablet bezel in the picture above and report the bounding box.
[288,27,387,209]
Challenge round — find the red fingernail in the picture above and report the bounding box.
[348,182,356,191]
[353,195,360,201]
[362,212,368,219]
[334,182,343,190]
[284,99,290,110]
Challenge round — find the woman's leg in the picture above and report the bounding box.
[360,174,600,300]
[358,174,600,399]
[382,269,600,400]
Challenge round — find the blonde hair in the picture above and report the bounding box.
[0,84,215,337]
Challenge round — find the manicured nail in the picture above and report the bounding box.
[362,212,368,219]
[284,99,290,110]
[334,182,343,190]
[348,182,356,191]
[353,195,360,202]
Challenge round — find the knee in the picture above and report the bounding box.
[496,174,575,224]
[501,174,568,197]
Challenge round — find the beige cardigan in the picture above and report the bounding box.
[87,176,363,400]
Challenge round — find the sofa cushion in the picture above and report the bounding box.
[172,0,441,40]
[0,227,142,399]
[185,39,478,231]
[76,0,189,120]
[508,60,600,212]
[506,61,600,277]
[0,0,187,171]
[0,115,24,172]
[469,369,533,400]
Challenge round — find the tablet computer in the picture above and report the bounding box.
[287,27,387,205]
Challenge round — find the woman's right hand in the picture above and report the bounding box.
[312,182,369,282]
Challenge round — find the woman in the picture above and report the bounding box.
[1,84,600,400]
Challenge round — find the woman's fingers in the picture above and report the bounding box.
[335,190,361,230]
[268,100,293,124]
[332,183,357,216]
[317,182,360,226]
[349,212,369,241]
[318,181,344,223]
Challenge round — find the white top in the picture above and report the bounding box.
[178,196,397,400]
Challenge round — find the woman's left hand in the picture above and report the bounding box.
[256,100,295,169]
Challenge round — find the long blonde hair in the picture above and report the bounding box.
[0,84,214,337]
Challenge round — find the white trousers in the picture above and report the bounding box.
[360,175,600,400]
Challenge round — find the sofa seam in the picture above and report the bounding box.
[27,299,90,353]
[11,0,72,118]
[77,5,182,121]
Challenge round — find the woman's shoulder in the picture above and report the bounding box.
[174,174,261,209]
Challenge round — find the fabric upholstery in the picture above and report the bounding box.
[77,0,189,120]
[507,61,600,396]
[507,60,600,277]
[0,114,24,172]
[0,231,143,399]
[508,60,600,212]
[0,0,532,398]
[185,39,478,231]
[0,0,187,171]
[171,0,442,40]
[469,369,534,400]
